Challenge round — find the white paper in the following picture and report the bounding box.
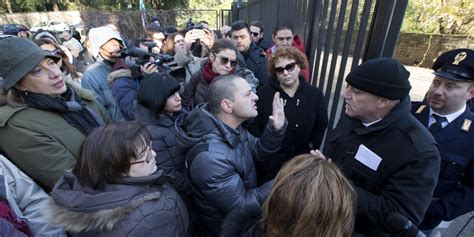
[354,144,382,171]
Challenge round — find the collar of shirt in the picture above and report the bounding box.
[362,117,383,127]
[429,104,466,127]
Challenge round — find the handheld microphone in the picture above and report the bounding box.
[386,213,426,237]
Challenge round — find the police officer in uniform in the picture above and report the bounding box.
[230,20,269,87]
[412,49,474,232]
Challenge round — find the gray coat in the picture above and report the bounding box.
[44,171,189,237]
[175,104,286,236]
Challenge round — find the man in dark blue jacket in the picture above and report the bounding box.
[230,21,269,87]
[175,74,286,236]
[412,48,474,233]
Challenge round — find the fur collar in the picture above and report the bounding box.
[43,191,161,233]
[107,68,132,85]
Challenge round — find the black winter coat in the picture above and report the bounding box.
[242,42,269,87]
[135,104,189,193]
[175,104,286,236]
[324,97,440,236]
[249,76,328,180]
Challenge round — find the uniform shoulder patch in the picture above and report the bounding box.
[461,119,471,132]
[415,105,426,114]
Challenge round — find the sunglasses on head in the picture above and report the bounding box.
[275,62,297,74]
[213,53,238,67]
[250,32,260,37]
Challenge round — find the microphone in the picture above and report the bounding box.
[385,213,426,237]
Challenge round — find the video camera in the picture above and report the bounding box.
[120,47,175,74]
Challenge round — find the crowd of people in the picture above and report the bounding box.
[0,16,472,237]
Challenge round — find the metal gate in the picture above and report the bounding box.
[232,0,408,130]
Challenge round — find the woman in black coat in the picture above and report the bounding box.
[136,73,189,193]
[250,46,328,182]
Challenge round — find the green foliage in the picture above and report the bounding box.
[402,0,474,35]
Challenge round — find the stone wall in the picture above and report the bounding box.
[0,11,82,28]
[394,32,473,68]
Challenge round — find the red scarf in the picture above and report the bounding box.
[202,61,236,82]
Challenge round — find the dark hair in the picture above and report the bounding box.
[267,46,308,78]
[137,73,180,115]
[33,38,80,79]
[73,122,150,190]
[163,32,183,56]
[249,20,264,32]
[210,38,238,55]
[262,154,356,237]
[230,20,250,35]
[208,74,241,114]
[273,21,294,36]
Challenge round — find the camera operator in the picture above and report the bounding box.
[108,40,161,120]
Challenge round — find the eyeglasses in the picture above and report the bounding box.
[213,53,238,67]
[130,141,153,165]
[250,31,260,37]
[275,62,297,74]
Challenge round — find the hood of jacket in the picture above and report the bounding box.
[175,103,242,156]
[44,171,168,233]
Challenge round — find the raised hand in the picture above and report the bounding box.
[268,92,285,130]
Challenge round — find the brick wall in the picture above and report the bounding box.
[394,32,474,68]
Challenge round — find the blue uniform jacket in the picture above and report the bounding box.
[412,102,474,229]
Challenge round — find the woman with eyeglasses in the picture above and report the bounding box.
[34,38,82,85]
[0,37,104,190]
[249,46,328,182]
[163,32,207,91]
[181,38,258,110]
[44,122,190,236]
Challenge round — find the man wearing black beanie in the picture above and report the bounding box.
[323,57,441,236]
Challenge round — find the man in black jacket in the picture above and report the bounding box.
[323,58,440,236]
[175,74,286,236]
[230,21,269,87]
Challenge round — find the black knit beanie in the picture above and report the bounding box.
[138,73,180,113]
[345,57,411,100]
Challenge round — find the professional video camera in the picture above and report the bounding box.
[120,47,175,73]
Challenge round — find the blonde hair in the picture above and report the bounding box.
[262,154,356,237]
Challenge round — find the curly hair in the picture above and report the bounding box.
[262,154,356,237]
[267,46,308,78]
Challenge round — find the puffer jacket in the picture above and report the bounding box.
[44,171,189,237]
[108,68,139,121]
[181,61,259,110]
[175,104,286,236]
[135,104,189,193]
[0,83,103,190]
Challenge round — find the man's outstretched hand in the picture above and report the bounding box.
[269,92,285,130]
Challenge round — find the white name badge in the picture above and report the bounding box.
[354,144,382,171]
